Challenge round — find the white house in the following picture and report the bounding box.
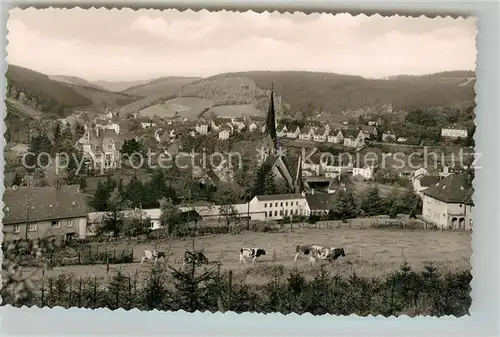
[141,121,157,129]
[248,193,309,221]
[382,131,397,142]
[195,123,209,135]
[299,127,315,141]
[421,174,474,230]
[327,129,344,144]
[441,127,468,139]
[352,165,375,180]
[287,126,301,139]
[278,125,288,137]
[313,127,329,143]
[76,125,124,169]
[343,129,365,148]
[218,125,232,140]
[249,122,258,132]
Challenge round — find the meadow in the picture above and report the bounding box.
[29,228,471,285]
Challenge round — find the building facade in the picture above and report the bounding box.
[3,184,88,241]
[421,174,474,230]
[249,194,310,221]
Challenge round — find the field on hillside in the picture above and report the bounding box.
[71,86,141,109]
[122,77,199,97]
[30,229,471,284]
[139,97,214,120]
[205,104,264,118]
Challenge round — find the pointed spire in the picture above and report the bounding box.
[265,86,277,150]
[294,156,304,193]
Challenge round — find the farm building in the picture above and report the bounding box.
[248,193,309,221]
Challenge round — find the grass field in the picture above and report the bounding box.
[31,228,471,285]
[138,97,214,120]
[204,104,264,118]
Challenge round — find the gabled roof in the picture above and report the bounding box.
[256,193,305,201]
[306,193,337,211]
[343,129,359,138]
[422,174,474,204]
[3,185,88,225]
[419,175,440,187]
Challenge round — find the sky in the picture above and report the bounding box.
[7,8,477,82]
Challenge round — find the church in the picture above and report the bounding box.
[259,87,304,194]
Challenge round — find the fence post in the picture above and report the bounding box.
[41,280,45,307]
[78,251,81,265]
[227,270,233,312]
[49,278,53,307]
[78,278,82,308]
[128,277,132,310]
[93,275,97,308]
[106,257,110,276]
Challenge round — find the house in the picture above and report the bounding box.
[413,174,441,198]
[343,129,365,148]
[210,120,221,132]
[248,193,309,221]
[327,129,344,144]
[287,126,301,139]
[441,127,468,139]
[352,165,375,180]
[2,184,88,241]
[421,174,474,230]
[313,127,329,143]
[382,131,397,142]
[218,125,232,140]
[303,151,351,176]
[360,125,378,139]
[141,121,156,129]
[195,122,209,135]
[305,192,337,216]
[299,127,315,141]
[278,125,288,137]
[248,122,259,132]
[76,125,124,169]
[95,120,121,135]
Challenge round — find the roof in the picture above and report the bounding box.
[419,175,441,187]
[343,129,359,138]
[422,174,474,204]
[306,193,337,211]
[255,193,305,201]
[2,185,88,225]
[361,125,377,133]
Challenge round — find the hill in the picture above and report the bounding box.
[68,85,142,111]
[48,75,106,91]
[217,70,476,115]
[91,79,152,92]
[122,76,200,97]
[6,65,93,115]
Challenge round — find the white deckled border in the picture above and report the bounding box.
[1,2,498,337]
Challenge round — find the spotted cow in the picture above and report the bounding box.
[140,249,165,264]
[239,248,266,264]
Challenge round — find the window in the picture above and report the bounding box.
[28,223,37,232]
[280,210,283,216]
[268,211,272,217]
[67,219,73,227]
[264,203,267,208]
[275,203,278,207]
[13,225,20,233]
[108,144,113,150]
[51,220,60,228]
[285,210,288,216]
[274,211,278,216]
[280,202,283,207]
[296,201,298,206]
[285,202,288,206]
[295,209,299,215]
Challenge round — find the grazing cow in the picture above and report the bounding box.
[239,248,266,264]
[295,244,324,261]
[327,248,346,261]
[140,249,164,264]
[184,251,209,265]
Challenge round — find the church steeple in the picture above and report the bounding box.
[265,83,278,151]
[294,155,305,193]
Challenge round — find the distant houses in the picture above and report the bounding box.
[441,127,468,139]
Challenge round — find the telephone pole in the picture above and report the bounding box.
[25,192,32,240]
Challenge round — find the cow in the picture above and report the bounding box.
[184,251,209,265]
[294,244,323,261]
[140,249,165,264]
[327,248,346,261]
[239,248,266,264]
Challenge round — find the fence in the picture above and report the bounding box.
[47,247,134,267]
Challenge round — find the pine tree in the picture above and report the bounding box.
[124,175,144,209]
[90,181,111,211]
[12,172,23,187]
[252,160,278,196]
[361,186,383,216]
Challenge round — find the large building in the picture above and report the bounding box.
[2,184,89,241]
[248,193,310,221]
[421,174,474,230]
